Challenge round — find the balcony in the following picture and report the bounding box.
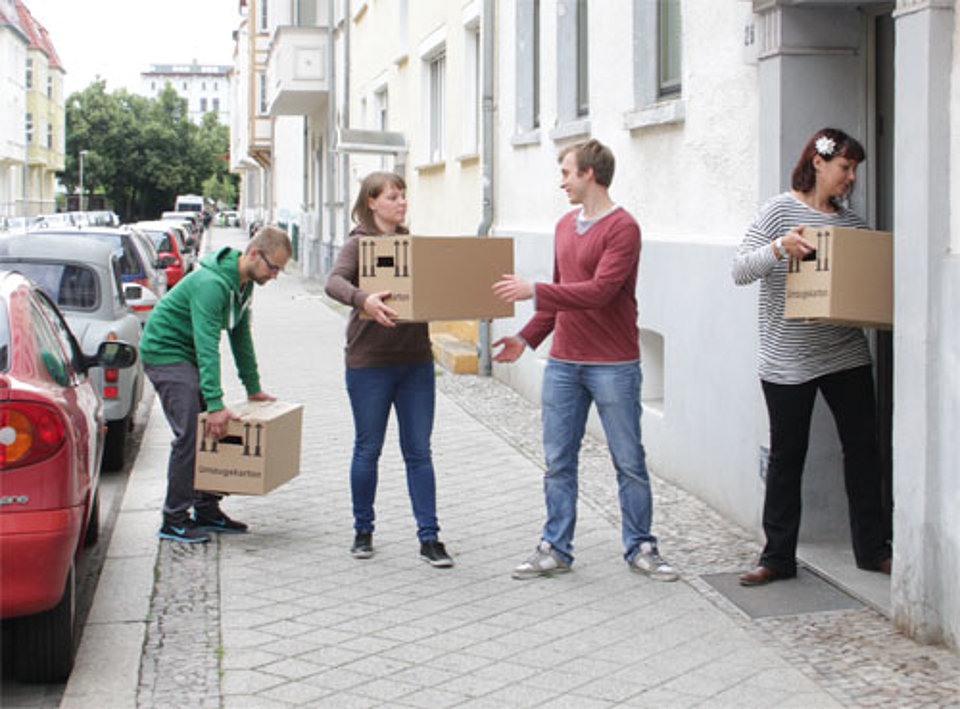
[267,26,329,116]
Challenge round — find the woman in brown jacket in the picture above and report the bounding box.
[325,172,453,568]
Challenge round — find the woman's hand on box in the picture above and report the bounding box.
[248,391,276,402]
[363,290,398,327]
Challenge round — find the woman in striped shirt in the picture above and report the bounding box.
[732,128,892,586]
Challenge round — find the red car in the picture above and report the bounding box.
[0,271,137,682]
[130,221,188,287]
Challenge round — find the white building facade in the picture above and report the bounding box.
[140,62,232,125]
[0,0,27,218]
[229,0,960,651]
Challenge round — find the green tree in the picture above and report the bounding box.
[60,82,234,221]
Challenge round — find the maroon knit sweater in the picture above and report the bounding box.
[519,207,641,362]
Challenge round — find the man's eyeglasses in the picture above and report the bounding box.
[259,250,282,275]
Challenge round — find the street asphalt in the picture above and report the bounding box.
[57,227,960,709]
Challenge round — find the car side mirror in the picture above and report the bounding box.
[159,255,178,268]
[185,236,196,248]
[93,341,138,370]
[124,285,143,300]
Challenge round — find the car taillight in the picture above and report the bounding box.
[102,332,120,398]
[0,402,66,468]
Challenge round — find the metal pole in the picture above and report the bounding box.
[476,0,496,376]
[79,150,88,213]
[326,0,337,272]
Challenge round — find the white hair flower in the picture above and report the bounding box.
[815,136,836,157]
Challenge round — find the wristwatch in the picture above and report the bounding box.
[774,237,788,259]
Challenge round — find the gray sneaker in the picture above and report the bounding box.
[629,542,678,582]
[512,541,571,580]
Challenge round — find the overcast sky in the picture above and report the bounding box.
[23,0,242,96]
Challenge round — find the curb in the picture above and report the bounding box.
[59,397,167,709]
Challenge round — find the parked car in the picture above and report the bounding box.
[0,269,137,682]
[0,235,145,470]
[159,212,200,256]
[124,229,168,325]
[219,210,239,227]
[129,221,188,287]
[33,213,78,229]
[31,226,159,299]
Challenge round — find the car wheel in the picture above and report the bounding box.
[13,560,77,683]
[102,414,129,471]
[83,489,100,548]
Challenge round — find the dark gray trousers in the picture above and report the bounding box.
[144,361,222,523]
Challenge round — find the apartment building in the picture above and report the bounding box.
[140,61,232,125]
[17,0,64,215]
[228,0,960,650]
[0,0,27,217]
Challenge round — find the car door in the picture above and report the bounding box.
[32,290,104,479]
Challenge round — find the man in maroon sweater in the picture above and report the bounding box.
[492,139,677,582]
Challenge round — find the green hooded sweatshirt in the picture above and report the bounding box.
[140,246,261,411]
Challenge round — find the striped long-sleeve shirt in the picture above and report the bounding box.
[731,192,872,385]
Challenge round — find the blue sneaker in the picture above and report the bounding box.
[194,510,248,534]
[158,520,210,543]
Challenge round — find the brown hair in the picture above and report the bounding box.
[247,224,293,258]
[351,171,409,235]
[791,127,866,194]
[558,139,615,188]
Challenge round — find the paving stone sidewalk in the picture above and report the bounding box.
[87,227,960,709]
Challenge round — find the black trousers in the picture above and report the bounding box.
[144,361,222,523]
[759,365,891,574]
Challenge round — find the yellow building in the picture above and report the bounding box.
[16,0,64,216]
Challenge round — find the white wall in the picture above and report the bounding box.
[272,115,304,226]
[492,0,766,530]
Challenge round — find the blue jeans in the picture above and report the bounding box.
[345,362,439,542]
[541,359,656,564]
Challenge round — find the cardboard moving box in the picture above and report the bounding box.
[784,226,892,329]
[358,236,514,321]
[195,400,303,495]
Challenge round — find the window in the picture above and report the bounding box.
[151,81,156,91]
[514,0,540,141]
[25,58,33,89]
[295,0,317,26]
[202,82,206,91]
[658,0,681,97]
[259,73,268,114]
[201,97,208,112]
[182,82,187,91]
[47,74,53,98]
[25,113,33,143]
[46,123,53,148]
[463,20,480,154]
[374,87,388,130]
[428,53,445,162]
[552,0,590,140]
[628,0,685,129]
[213,98,220,113]
[261,0,269,31]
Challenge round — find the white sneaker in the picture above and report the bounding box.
[512,541,571,580]
[629,542,678,582]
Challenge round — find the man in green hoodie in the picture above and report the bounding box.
[141,225,292,543]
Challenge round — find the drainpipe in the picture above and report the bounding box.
[476,0,495,376]
[325,0,336,272]
[341,0,351,245]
